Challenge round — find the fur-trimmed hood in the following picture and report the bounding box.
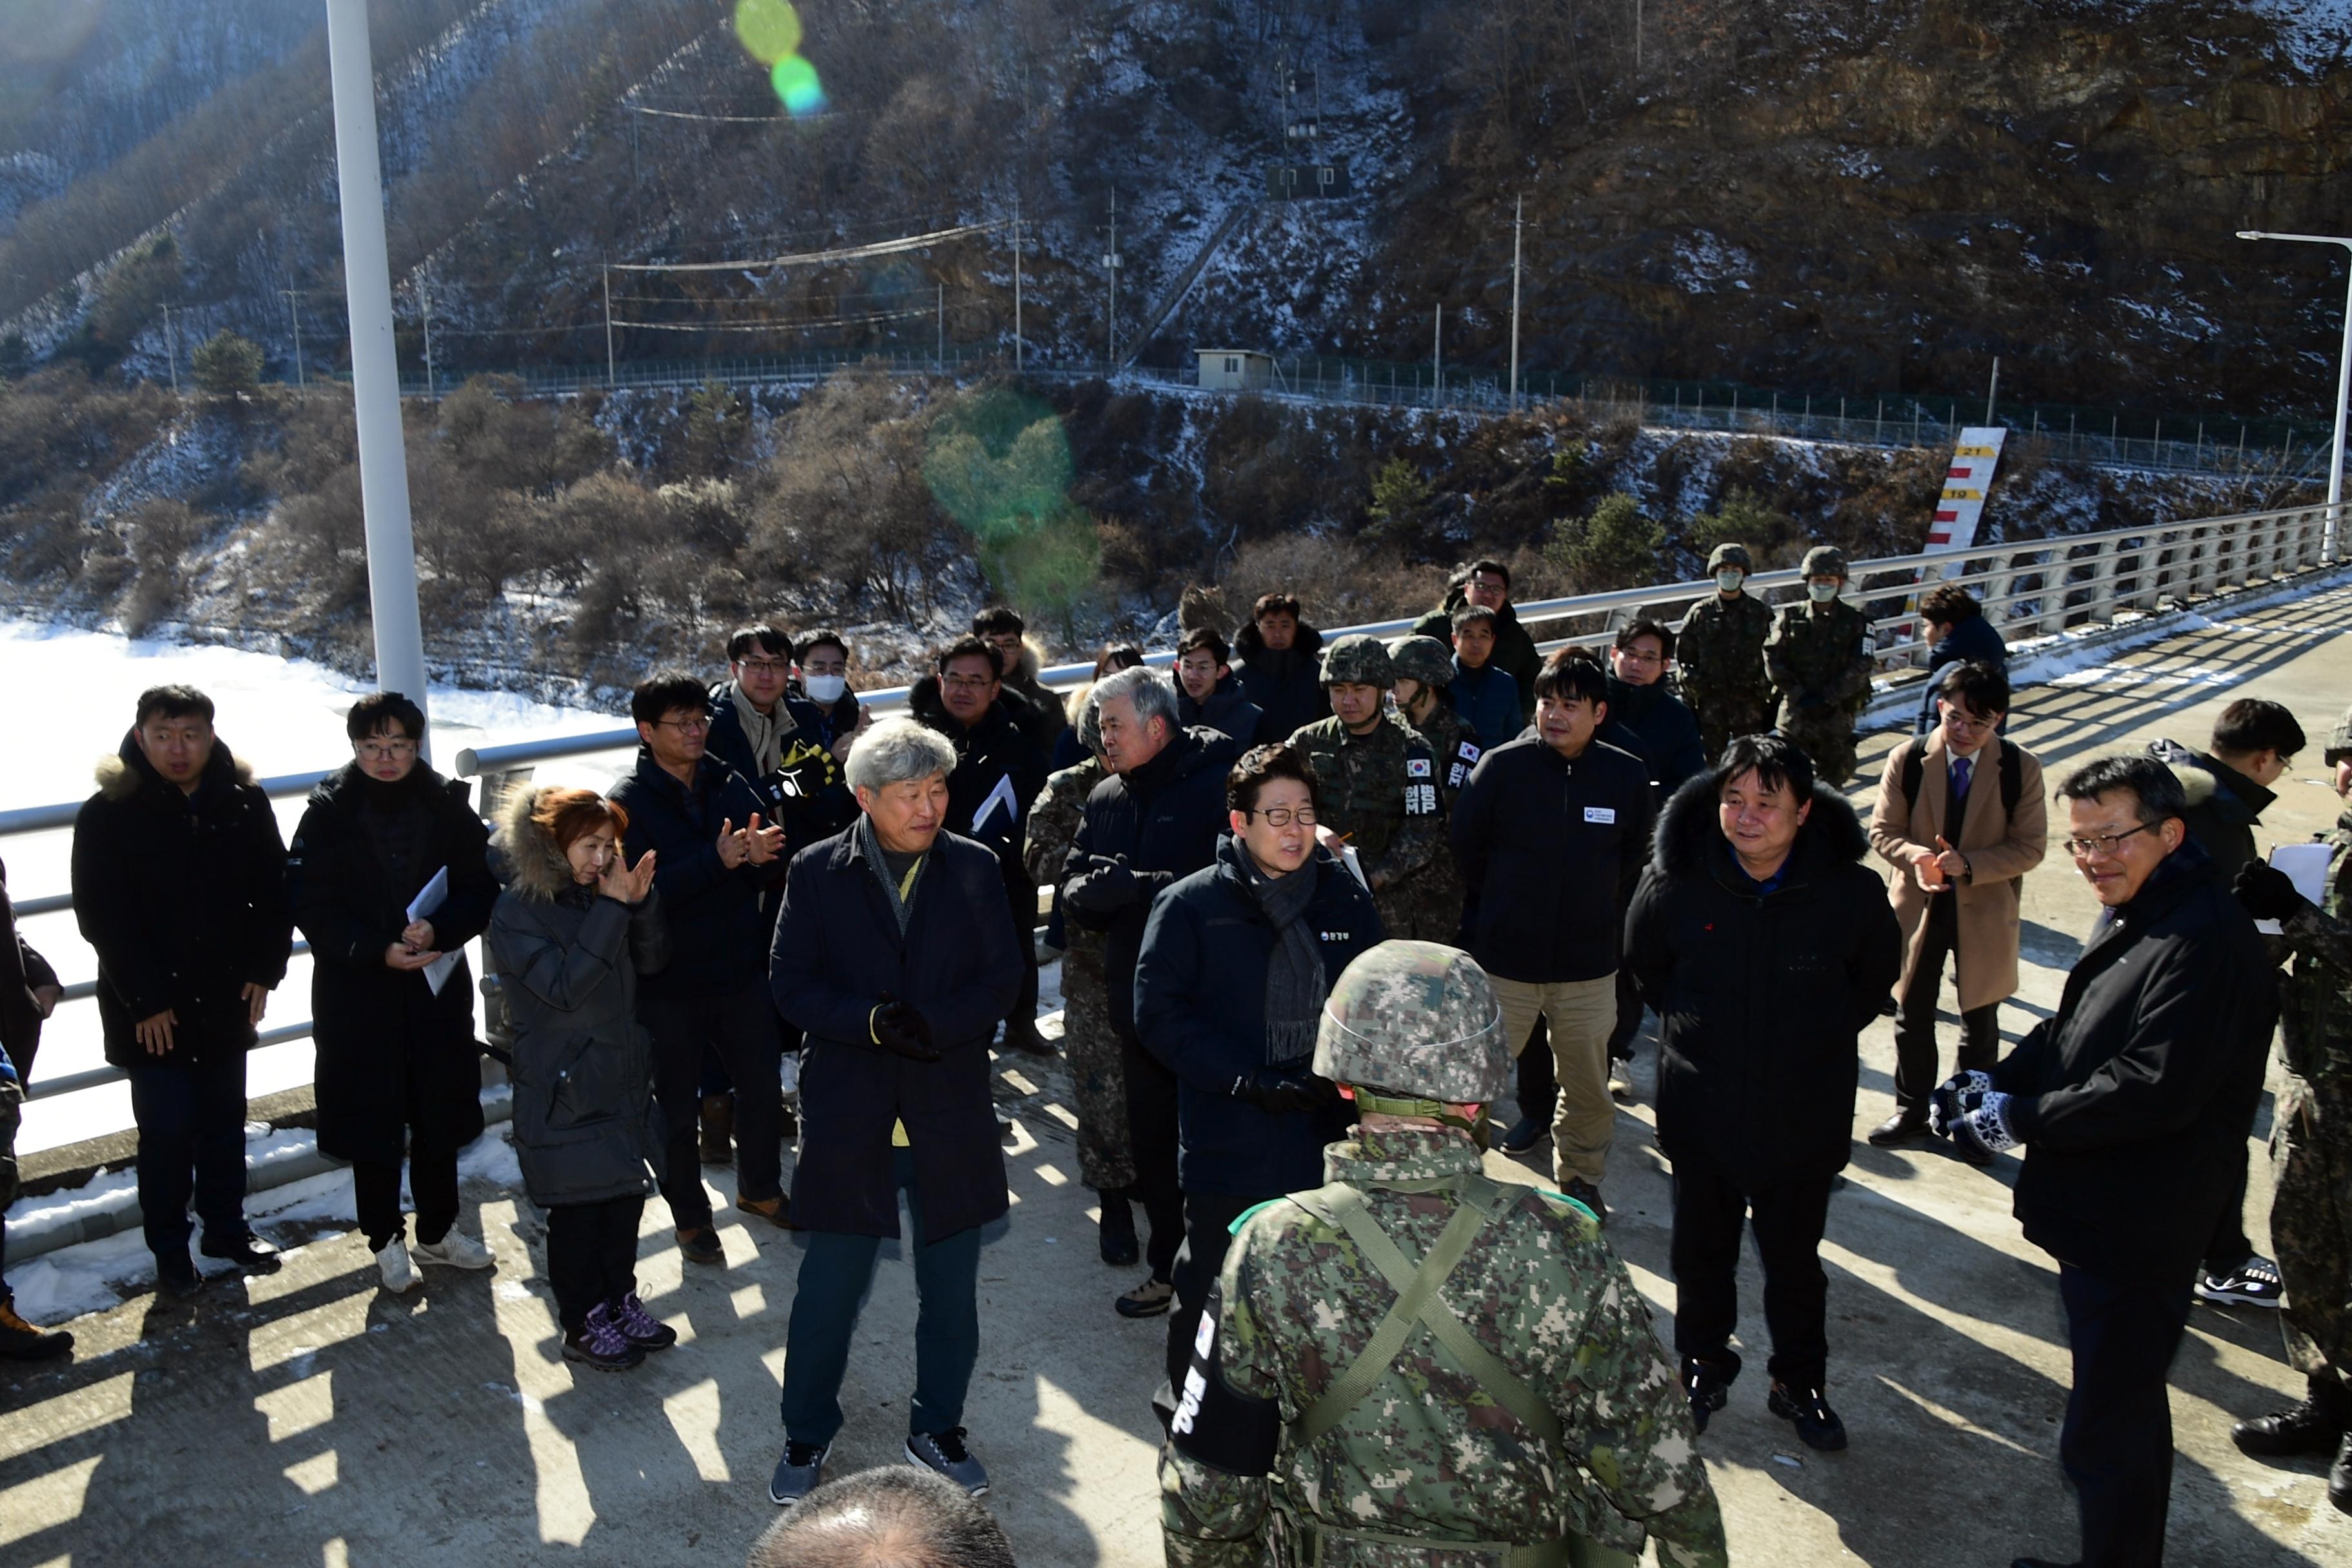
[2146,736,2269,823]
[95,731,256,803]
[1651,769,1870,883]
[497,785,587,904]
[1231,618,1326,667]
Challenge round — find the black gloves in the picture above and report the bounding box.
[1229,1070,1335,1115]
[2234,861,2308,923]
[870,992,940,1062]
[1065,854,1164,917]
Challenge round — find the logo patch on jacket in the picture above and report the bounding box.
[1406,757,1432,778]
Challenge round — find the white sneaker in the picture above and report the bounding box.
[375,1239,421,1292]
[412,1231,495,1269]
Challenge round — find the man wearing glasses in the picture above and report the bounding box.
[1866,661,2046,1157]
[1932,754,2277,1568]
[609,673,791,1266]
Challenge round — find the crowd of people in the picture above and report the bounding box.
[1,549,2347,1568]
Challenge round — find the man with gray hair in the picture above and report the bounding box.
[1061,665,1240,1317]
[767,718,1023,1507]
[745,1465,1016,1568]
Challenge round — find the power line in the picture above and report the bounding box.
[611,302,957,333]
[610,220,1010,275]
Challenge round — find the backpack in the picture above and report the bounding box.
[1898,735,2022,818]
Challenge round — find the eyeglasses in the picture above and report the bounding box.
[1615,647,1665,666]
[2064,821,2156,859]
[738,658,790,675]
[942,674,997,691]
[355,739,417,760]
[656,716,710,734]
[1245,807,1317,827]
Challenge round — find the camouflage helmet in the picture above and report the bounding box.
[1799,544,1849,580]
[1313,941,1508,1104]
[1387,634,1456,689]
[2327,701,2352,767]
[1320,632,1394,688]
[1707,542,1753,573]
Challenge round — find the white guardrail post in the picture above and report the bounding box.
[2,502,2344,1116]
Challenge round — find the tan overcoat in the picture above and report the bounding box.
[1867,727,2048,1012]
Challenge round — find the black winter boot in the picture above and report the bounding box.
[2232,1374,2349,1458]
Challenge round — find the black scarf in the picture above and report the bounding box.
[1240,854,1324,1067]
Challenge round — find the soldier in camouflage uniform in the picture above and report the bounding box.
[2230,701,2352,1514]
[1764,545,1875,787]
[1289,636,1455,942]
[1390,635,1486,803]
[1021,697,1139,1221]
[1674,543,1776,761]
[1161,940,1729,1568]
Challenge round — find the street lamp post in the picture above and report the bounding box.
[2238,230,2352,563]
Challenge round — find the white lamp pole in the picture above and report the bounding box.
[2239,230,2352,563]
[326,0,431,752]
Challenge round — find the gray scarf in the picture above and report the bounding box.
[731,683,788,777]
[857,814,926,936]
[1240,854,1324,1067]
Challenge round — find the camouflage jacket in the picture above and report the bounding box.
[1159,1126,1729,1568]
[2280,805,2352,1086]
[1673,593,1775,716]
[1405,694,1486,802]
[1024,757,1101,890]
[1764,600,1874,716]
[1289,716,1444,896]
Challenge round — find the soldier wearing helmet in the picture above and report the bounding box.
[1389,635,1483,801]
[1675,542,1777,760]
[1288,636,1456,941]
[1764,544,1876,787]
[1161,941,1730,1568]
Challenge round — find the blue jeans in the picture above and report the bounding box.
[779,1146,981,1447]
[127,1050,250,1260]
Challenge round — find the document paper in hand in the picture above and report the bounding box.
[406,865,461,995]
[2259,841,2334,936]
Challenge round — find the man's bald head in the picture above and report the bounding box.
[748,1467,1015,1568]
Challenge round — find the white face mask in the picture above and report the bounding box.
[1806,581,1841,604]
[802,673,848,703]
[1715,570,1745,593]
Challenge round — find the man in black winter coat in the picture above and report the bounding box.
[766,718,1023,1504]
[912,638,1052,1055]
[1,858,70,1357]
[1173,627,1268,747]
[1625,735,1901,1455]
[974,605,1070,761]
[1913,585,2009,736]
[72,685,293,1295]
[1936,755,2277,1568]
[608,673,792,1264]
[1059,667,1240,1312]
[1231,593,1329,741]
[1135,740,1383,1404]
[706,625,860,861]
[1450,651,1653,1213]
[2146,696,2304,1310]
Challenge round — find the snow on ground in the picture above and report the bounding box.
[0,616,632,1153]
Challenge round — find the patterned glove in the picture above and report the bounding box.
[1947,1090,2019,1160]
[1928,1070,1994,1137]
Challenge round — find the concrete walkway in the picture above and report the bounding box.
[5,586,2349,1567]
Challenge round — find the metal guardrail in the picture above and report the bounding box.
[5,499,2342,1114]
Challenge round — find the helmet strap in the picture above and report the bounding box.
[1351,1091,1489,1147]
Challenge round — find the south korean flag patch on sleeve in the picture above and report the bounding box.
[1448,738,1482,790]
[1406,757,1433,778]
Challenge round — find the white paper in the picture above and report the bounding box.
[2257,841,2334,935]
[970,772,1021,838]
[1341,845,1369,890]
[405,866,460,995]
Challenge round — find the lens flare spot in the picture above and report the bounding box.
[771,54,829,117]
[732,0,802,65]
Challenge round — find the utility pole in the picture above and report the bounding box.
[325,0,429,748]
[280,289,304,387]
[420,282,435,400]
[936,282,945,368]
[1013,201,1024,373]
[160,304,179,397]
[2238,230,2352,562]
[1432,304,1442,406]
[603,263,616,389]
[1102,188,1122,367]
[1509,193,1524,411]
[1985,355,2000,424]
[1636,0,1643,70]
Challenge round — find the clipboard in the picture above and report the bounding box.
[2259,841,2333,936]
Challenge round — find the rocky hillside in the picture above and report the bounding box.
[3,0,2349,420]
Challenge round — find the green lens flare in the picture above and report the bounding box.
[732,0,801,65]
[771,54,828,117]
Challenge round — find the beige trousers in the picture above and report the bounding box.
[1494,973,1620,1188]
